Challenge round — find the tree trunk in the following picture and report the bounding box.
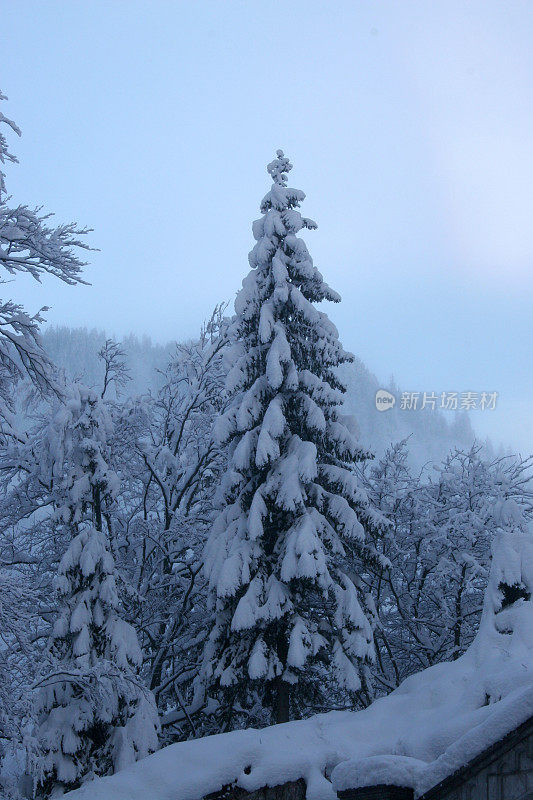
[453,564,467,660]
[274,628,290,723]
[94,485,102,532]
[275,678,290,724]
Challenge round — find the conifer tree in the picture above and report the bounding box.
[34,386,159,796]
[202,151,385,726]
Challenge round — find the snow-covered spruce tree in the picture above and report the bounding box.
[34,385,159,797]
[202,151,386,726]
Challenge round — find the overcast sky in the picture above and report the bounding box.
[1,0,532,453]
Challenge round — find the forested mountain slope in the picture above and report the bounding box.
[43,326,483,471]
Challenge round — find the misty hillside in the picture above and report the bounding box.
[42,326,483,472]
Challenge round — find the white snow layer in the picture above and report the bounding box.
[65,529,533,800]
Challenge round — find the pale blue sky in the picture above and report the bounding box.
[1,1,532,452]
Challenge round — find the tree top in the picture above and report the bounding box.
[267,150,292,186]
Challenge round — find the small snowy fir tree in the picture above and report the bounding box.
[202,151,385,725]
[34,386,158,797]
[48,385,119,533]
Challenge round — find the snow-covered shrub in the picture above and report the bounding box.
[363,442,533,692]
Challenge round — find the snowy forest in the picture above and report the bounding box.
[0,91,532,800]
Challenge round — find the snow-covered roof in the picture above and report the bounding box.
[66,529,533,800]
